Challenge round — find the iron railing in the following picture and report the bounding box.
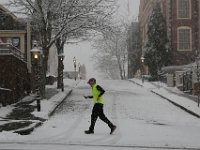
[0,43,25,61]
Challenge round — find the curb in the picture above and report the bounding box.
[13,89,73,135]
[128,80,144,87]
[48,89,73,117]
[128,80,200,119]
[151,90,200,118]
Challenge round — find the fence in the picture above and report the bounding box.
[0,43,25,61]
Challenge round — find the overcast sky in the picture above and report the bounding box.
[64,0,140,80]
[0,0,140,80]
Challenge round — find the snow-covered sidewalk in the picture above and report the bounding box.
[25,79,80,120]
[130,78,200,118]
[0,79,79,121]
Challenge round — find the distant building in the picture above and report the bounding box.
[139,0,199,65]
[79,64,86,80]
[127,22,142,78]
[63,72,78,80]
[64,64,86,80]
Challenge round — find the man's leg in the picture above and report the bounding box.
[88,114,98,132]
[85,105,98,134]
[99,113,117,134]
[98,105,117,134]
[99,109,114,128]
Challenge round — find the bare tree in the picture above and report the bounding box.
[53,0,117,89]
[8,0,117,94]
[92,26,128,80]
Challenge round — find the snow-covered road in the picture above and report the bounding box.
[1,80,200,150]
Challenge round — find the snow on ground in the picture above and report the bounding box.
[131,78,200,116]
[0,105,14,120]
[0,79,78,121]
[0,143,183,150]
[32,89,72,119]
[152,88,200,115]
[1,79,200,150]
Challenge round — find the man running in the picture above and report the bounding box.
[84,78,117,134]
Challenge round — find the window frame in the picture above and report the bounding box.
[177,0,191,19]
[177,26,192,51]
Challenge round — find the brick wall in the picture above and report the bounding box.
[0,55,30,105]
[139,0,199,66]
[170,0,199,65]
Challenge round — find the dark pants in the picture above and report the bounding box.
[89,103,114,132]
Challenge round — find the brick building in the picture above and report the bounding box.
[0,4,31,106]
[139,0,199,65]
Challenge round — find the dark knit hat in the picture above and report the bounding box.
[87,78,96,84]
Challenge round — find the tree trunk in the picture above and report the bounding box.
[116,56,124,80]
[57,57,61,89]
[40,46,50,98]
[122,54,126,80]
[122,61,126,80]
[55,38,65,90]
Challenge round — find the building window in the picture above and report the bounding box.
[177,0,191,19]
[177,27,192,51]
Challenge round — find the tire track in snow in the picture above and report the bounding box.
[29,87,121,144]
[27,88,90,143]
[46,90,90,142]
[106,92,122,144]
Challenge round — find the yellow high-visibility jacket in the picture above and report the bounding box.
[92,84,104,104]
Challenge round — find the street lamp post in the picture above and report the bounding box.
[140,56,145,83]
[31,43,41,112]
[73,57,76,81]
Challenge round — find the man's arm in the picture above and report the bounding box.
[84,96,93,99]
[84,85,105,99]
[96,85,105,97]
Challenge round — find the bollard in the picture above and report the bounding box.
[36,95,41,112]
[37,98,41,112]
